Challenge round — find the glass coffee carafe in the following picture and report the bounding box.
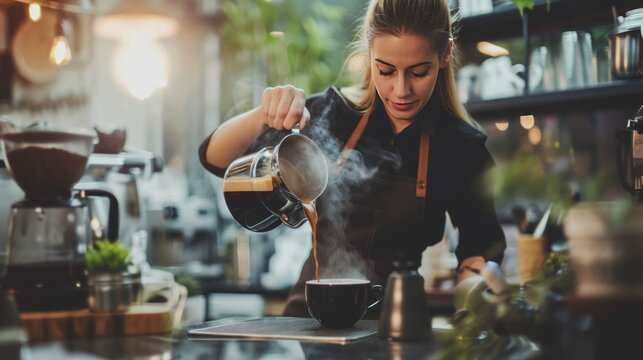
[222,133,328,232]
[0,128,119,311]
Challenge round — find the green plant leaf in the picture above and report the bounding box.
[218,0,355,116]
[512,0,534,16]
[530,250,575,294]
[484,152,571,209]
[85,240,131,274]
[511,0,551,16]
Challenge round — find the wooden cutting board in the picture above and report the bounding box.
[20,304,174,341]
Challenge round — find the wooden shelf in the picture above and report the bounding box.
[465,79,643,120]
[457,0,642,43]
[456,0,643,120]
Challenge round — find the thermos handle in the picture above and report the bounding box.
[367,284,385,312]
[79,189,120,242]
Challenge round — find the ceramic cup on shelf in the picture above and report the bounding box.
[457,64,480,103]
[559,31,594,89]
[476,56,525,99]
[529,46,556,92]
[593,46,611,84]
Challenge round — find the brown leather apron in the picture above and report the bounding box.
[283,109,431,317]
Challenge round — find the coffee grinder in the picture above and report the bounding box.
[0,128,119,311]
[616,105,643,202]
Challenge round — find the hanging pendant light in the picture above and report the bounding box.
[93,0,179,41]
[93,0,181,100]
[28,1,42,22]
[49,16,71,66]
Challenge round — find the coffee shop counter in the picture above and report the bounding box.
[7,317,540,360]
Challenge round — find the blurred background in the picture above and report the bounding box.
[0,0,641,322]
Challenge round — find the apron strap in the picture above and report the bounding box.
[416,132,430,198]
[334,108,430,199]
[333,109,371,172]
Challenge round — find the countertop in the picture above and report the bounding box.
[6,291,642,359]
[3,317,541,360]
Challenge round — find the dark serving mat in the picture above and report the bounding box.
[188,317,378,344]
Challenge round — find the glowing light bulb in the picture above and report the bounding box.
[28,2,42,22]
[495,120,509,131]
[49,35,72,66]
[520,115,535,129]
[477,41,509,57]
[113,38,169,100]
[528,127,542,145]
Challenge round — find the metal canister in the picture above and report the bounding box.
[88,273,133,313]
[609,8,643,79]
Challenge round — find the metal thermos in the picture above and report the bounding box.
[378,258,432,340]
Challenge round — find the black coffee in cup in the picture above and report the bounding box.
[305,279,384,329]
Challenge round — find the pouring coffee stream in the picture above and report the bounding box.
[302,202,320,281]
[281,156,321,281]
[222,178,321,281]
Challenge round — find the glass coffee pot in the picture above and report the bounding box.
[0,128,119,311]
[222,133,328,232]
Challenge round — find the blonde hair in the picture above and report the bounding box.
[343,0,473,125]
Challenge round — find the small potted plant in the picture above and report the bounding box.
[85,240,134,313]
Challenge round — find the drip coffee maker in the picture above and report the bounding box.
[0,128,119,311]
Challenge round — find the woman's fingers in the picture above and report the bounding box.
[267,88,281,129]
[283,94,306,130]
[261,87,273,127]
[299,107,310,130]
[261,85,307,131]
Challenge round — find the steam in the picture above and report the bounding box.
[304,95,401,281]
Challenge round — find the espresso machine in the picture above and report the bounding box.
[0,128,119,311]
[616,105,643,202]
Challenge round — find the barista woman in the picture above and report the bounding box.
[199,0,506,317]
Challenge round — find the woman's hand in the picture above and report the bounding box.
[260,85,310,131]
[203,85,309,170]
[456,256,486,284]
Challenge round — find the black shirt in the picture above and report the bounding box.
[199,87,506,265]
